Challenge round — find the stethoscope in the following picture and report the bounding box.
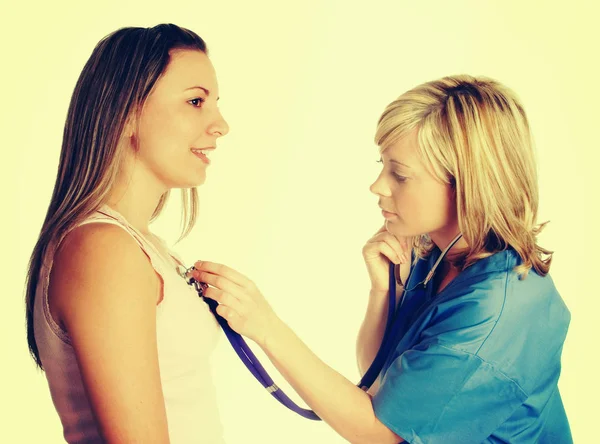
[395,232,464,292]
[179,232,463,421]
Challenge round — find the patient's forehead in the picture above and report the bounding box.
[153,49,219,99]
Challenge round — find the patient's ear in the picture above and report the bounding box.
[122,110,140,151]
[123,115,135,138]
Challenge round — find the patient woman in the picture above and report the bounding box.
[25,24,229,443]
[193,75,572,443]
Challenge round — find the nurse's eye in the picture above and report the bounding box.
[393,173,407,183]
[376,158,383,165]
[188,98,205,108]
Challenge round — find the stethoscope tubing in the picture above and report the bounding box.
[181,232,463,420]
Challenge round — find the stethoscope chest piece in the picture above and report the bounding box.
[177,265,209,297]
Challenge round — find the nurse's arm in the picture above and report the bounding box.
[262,318,404,443]
[356,262,409,394]
[194,261,404,443]
[356,289,388,390]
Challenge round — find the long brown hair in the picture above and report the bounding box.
[376,75,552,278]
[26,24,208,369]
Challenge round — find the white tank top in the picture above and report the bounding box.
[33,204,225,443]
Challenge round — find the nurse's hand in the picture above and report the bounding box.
[190,261,279,347]
[362,224,410,294]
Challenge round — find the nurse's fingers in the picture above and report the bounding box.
[203,287,244,314]
[378,242,403,265]
[193,261,254,289]
[215,304,239,324]
[194,269,245,297]
[368,231,408,262]
[364,238,404,264]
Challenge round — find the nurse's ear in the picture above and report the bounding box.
[449,176,458,197]
[447,176,459,210]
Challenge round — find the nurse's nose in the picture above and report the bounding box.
[370,172,391,197]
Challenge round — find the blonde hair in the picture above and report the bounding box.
[375,74,551,278]
[25,25,207,369]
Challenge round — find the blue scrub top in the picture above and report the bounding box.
[372,248,572,443]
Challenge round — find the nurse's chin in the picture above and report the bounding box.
[385,220,416,237]
[384,219,404,233]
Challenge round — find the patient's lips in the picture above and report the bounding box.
[191,147,215,164]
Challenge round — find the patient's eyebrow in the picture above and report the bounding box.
[185,85,220,101]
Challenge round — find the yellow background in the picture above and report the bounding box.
[2,1,597,442]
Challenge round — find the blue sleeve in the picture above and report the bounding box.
[373,343,527,443]
[372,278,528,443]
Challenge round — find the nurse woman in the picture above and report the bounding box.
[192,75,572,443]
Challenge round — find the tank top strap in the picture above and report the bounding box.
[74,204,170,277]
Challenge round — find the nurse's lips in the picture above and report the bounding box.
[191,147,215,165]
[380,207,398,219]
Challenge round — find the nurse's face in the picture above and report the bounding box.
[370,128,458,243]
